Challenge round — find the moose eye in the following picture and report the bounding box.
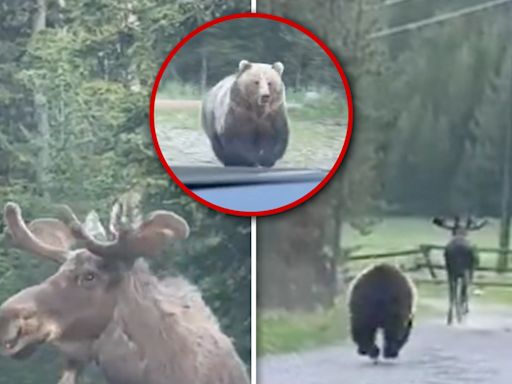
[78,272,97,286]
[84,272,95,282]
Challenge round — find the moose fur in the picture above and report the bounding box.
[348,263,416,361]
[0,200,249,384]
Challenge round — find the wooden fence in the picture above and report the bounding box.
[345,244,512,287]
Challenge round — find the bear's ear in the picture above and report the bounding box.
[272,62,284,76]
[238,60,252,73]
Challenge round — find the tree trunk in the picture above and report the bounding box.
[258,196,336,311]
[497,78,512,272]
[295,64,302,89]
[33,0,49,198]
[200,51,208,93]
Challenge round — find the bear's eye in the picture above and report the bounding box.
[267,81,272,87]
[254,80,260,85]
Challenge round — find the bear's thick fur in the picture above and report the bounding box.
[201,60,289,167]
[348,263,416,361]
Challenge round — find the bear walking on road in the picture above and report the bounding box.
[201,60,289,167]
[348,263,416,361]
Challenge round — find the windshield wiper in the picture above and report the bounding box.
[170,166,328,188]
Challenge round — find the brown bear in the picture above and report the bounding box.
[348,263,416,361]
[201,60,289,167]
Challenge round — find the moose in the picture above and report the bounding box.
[0,200,249,384]
[433,215,487,325]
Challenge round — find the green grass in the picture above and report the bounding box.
[155,108,199,131]
[258,303,348,356]
[158,81,201,100]
[286,87,347,122]
[343,216,508,271]
[343,217,501,253]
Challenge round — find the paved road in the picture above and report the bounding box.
[258,310,512,384]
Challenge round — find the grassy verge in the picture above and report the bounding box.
[155,107,199,131]
[158,81,201,100]
[257,282,512,357]
[155,82,346,127]
[258,304,348,356]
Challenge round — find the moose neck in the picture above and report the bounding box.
[92,260,201,384]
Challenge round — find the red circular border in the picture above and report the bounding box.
[149,12,354,217]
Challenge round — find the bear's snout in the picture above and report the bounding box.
[259,94,270,104]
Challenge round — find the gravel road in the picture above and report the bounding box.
[154,98,346,169]
[258,309,512,384]
[156,125,346,169]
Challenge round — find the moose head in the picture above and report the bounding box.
[0,199,196,382]
[0,199,248,384]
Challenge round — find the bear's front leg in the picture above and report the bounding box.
[257,114,289,167]
[219,135,259,167]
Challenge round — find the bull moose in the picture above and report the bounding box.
[0,200,249,384]
[433,215,487,325]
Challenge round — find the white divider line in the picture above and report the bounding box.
[251,216,257,383]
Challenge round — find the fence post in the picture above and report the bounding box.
[420,245,437,279]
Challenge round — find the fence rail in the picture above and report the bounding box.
[345,243,512,287]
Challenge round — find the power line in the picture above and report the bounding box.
[363,0,421,11]
[368,0,512,39]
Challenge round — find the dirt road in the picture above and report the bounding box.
[258,309,512,384]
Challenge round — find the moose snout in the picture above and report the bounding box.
[0,310,23,353]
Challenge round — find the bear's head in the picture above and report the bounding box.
[234,60,285,112]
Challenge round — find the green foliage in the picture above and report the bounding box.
[163,17,340,91]
[0,0,250,382]
[258,0,512,217]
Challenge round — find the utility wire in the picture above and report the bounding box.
[368,0,512,39]
[363,0,421,11]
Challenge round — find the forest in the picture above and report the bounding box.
[0,1,250,383]
[257,0,512,310]
[161,17,340,92]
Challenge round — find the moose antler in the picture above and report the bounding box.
[432,216,459,232]
[433,215,487,236]
[465,217,488,231]
[3,202,69,263]
[57,204,190,259]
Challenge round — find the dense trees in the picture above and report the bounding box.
[0,1,250,382]
[162,17,340,92]
[258,0,512,215]
[257,0,512,310]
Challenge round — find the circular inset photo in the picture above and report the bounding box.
[150,13,353,216]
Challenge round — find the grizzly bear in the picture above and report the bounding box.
[348,263,416,361]
[201,60,289,167]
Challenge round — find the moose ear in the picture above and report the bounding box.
[272,61,284,76]
[28,218,76,251]
[238,60,252,73]
[130,211,190,257]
